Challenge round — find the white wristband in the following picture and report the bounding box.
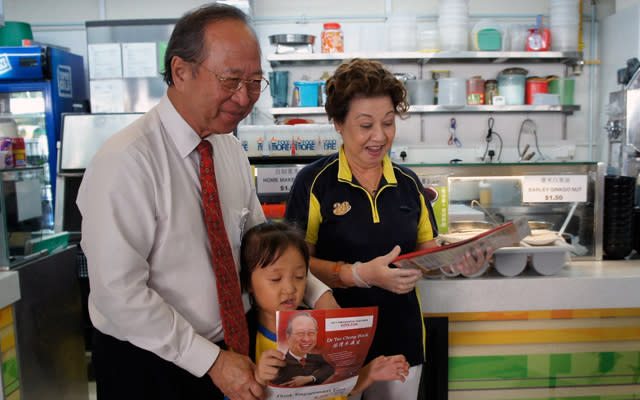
[351,262,371,288]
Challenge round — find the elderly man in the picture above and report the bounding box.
[77,4,336,400]
[272,312,334,387]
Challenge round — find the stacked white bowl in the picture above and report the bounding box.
[550,0,580,51]
[438,0,469,51]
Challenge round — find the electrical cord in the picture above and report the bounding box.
[517,119,546,160]
[481,117,503,162]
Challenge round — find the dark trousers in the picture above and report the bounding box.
[93,329,224,400]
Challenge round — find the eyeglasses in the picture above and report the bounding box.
[197,63,270,94]
[291,330,317,338]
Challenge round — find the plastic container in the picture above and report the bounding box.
[508,23,530,51]
[437,77,466,107]
[548,78,575,104]
[292,81,320,107]
[497,68,528,105]
[406,79,435,105]
[418,23,440,52]
[321,23,344,53]
[386,15,417,51]
[466,77,485,104]
[525,78,549,105]
[0,21,33,46]
[268,71,289,107]
[438,23,469,51]
[237,125,266,157]
[551,24,579,51]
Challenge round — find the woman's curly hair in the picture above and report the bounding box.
[324,58,409,124]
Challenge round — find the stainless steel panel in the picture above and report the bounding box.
[627,88,640,150]
[59,113,142,170]
[13,246,88,400]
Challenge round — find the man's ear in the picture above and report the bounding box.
[171,56,193,91]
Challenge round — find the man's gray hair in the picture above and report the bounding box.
[286,312,319,335]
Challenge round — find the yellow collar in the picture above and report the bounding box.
[337,145,397,185]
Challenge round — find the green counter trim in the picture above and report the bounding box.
[2,355,19,391]
[450,375,639,390]
[456,395,640,400]
[451,351,640,380]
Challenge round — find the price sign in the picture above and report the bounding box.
[256,166,304,194]
[522,175,587,203]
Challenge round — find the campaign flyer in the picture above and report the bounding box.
[266,307,378,400]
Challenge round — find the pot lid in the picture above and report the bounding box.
[499,67,528,76]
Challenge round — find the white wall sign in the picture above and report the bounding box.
[256,166,303,194]
[522,175,588,203]
[88,43,122,79]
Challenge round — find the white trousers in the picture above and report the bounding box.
[349,364,423,400]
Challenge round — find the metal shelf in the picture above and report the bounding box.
[270,105,581,116]
[267,51,584,66]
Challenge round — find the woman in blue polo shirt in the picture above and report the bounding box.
[285,58,491,400]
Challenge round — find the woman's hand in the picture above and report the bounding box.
[356,246,422,294]
[444,246,494,277]
[254,349,285,386]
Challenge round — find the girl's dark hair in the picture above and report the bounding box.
[240,222,310,292]
[163,3,256,86]
[324,58,409,124]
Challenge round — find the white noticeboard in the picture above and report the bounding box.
[122,42,158,78]
[88,43,122,79]
[522,175,588,203]
[256,166,303,194]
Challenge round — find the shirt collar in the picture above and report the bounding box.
[157,94,206,158]
[337,145,397,185]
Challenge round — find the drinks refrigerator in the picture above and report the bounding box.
[0,45,87,229]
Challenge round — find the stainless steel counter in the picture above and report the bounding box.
[419,259,640,314]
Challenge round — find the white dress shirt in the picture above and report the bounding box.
[77,94,328,377]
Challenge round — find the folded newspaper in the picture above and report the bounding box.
[393,218,531,274]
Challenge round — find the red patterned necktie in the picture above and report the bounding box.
[300,357,306,367]
[197,140,249,356]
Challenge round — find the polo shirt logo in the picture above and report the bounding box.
[333,201,351,216]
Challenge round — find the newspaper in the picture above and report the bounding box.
[393,218,531,274]
[266,307,378,400]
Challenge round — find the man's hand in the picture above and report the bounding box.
[208,349,264,400]
[282,375,314,387]
[254,349,285,385]
[360,246,422,294]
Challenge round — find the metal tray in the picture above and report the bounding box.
[269,34,315,45]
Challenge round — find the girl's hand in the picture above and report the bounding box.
[254,349,285,385]
[368,355,410,383]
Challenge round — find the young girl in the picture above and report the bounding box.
[240,222,410,397]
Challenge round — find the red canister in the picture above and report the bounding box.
[525,78,548,105]
[466,77,485,105]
